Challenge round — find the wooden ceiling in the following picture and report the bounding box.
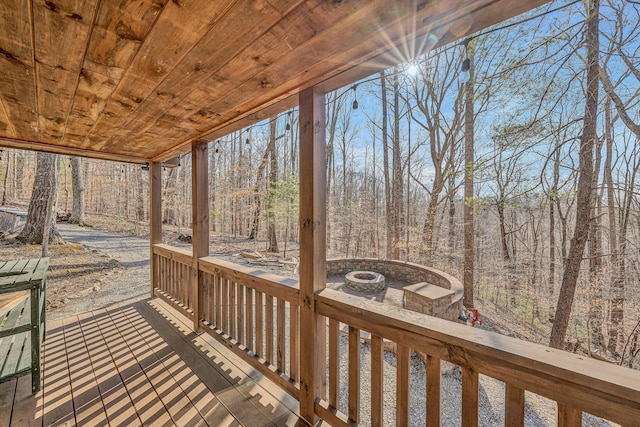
[0,0,549,164]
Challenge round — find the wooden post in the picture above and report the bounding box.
[149,162,162,297]
[192,142,209,331]
[298,85,326,424]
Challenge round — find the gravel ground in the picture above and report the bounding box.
[54,223,151,316]
[333,334,617,427]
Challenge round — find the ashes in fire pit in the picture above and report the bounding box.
[345,270,385,292]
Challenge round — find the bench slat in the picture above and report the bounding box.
[1,331,27,379]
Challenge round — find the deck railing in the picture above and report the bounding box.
[152,244,194,319]
[152,244,300,398]
[198,256,300,397]
[152,243,640,427]
[315,289,640,427]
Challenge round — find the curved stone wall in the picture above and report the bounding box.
[327,258,463,321]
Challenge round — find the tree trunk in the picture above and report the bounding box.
[266,118,279,253]
[17,152,62,244]
[249,146,269,240]
[588,138,604,349]
[15,151,23,198]
[463,40,475,308]
[69,157,85,225]
[136,167,146,221]
[1,152,9,206]
[549,0,599,349]
[497,199,511,262]
[380,71,392,259]
[392,67,403,259]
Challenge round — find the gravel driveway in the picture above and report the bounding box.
[56,223,151,315]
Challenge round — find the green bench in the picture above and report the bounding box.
[0,258,49,394]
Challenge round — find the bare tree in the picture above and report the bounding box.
[550,0,600,349]
[69,156,85,225]
[17,152,62,245]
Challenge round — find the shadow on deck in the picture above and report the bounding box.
[0,298,306,426]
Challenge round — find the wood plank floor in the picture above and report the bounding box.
[0,298,306,427]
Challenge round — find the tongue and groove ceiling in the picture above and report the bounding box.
[0,0,548,163]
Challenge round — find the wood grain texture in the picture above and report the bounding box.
[462,366,479,427]
[348,326,361,424]
[32,0,99,143]
[191,140,208,330]
[426,355,441,427]
[557,403,582,427]
[0,0,39,141]
[370,334,383,427]
[396,343,410,427]
[328,318,339,408]
[0,0,548,162]
[149,163,162,297]
[298,85,326,424]
[505,383,525,427]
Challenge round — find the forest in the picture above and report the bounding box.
[1,0,638,368]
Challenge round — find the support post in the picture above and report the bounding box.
[298,86,327,424]
[149,162,162,297]
[192,142,209,331]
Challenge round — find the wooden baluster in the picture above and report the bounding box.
[229,280,236,338]
[171,259,175,297]
[166,258,171,296]
[246,288,254,351]
[187,264,191,309]
[557,403,581,427]
[462,367,479,427]
[396,343,410,427]
[256,291,264,358]
[221,277,229,333]
[328,318,340,408]
[277,298,285,372]
[182,263,187,307]
[155,255,160,293]
[349,326,360,424]
[237,284,244,345]
[201,272,207,323]
[197,269,203,322]
[371,334,383,427]
[208,274,214,326]
[168,258,172,297]
[215,274,222,329]
[289,303,299,382]
[505,384,524,427]
[173,260,177,301]
[266,295,274,364]
[178,263,183,304]
[426,355,441,427]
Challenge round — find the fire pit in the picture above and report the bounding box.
[345,271,385,292]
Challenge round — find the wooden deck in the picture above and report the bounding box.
[0,298,305,427]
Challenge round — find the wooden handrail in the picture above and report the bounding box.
[315,288,640,426]
[152,243,193,265]
[199,256,299,304]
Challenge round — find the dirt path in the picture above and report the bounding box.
[54,223,151,318]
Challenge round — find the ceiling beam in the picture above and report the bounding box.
[0,137,148,164]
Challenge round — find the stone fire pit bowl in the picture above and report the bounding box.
[345,271,386,293]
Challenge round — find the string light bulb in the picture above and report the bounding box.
[461,38,471,73]
[285,111,292,130]
[352,84,358,110]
